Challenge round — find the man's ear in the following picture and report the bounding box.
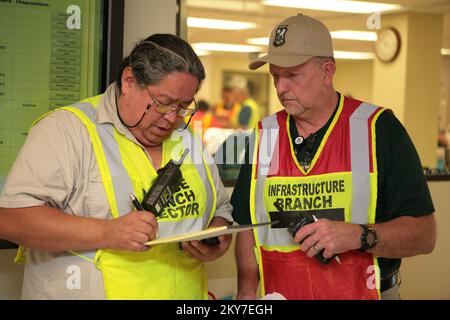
[322,61,336,86]
[121,67,136,94]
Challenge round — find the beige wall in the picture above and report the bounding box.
[442,13,450,132]
[403,13,442,168]
[440,57,450,131]
[372,14,409,121]
[372,13,443,168]
[123,0,178,56]
[334,60,374,103]
[400,181,450,299]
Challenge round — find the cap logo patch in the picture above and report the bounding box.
[273,25,288,47]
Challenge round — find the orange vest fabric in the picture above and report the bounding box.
[209,102,240,128]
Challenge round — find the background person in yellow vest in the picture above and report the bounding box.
[226,76,260,130]
[231,14,436,300]
[0,34,233,299]
[208,86,237,128]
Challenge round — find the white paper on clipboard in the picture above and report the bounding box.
[145,221,274,246]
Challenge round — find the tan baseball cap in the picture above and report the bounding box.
[249,14,334,70]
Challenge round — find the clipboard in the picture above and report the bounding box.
[145,221,274,246]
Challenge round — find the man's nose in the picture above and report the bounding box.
[275,77,289,95]
[163,109,179,123]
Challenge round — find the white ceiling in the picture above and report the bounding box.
[186,0,450,56]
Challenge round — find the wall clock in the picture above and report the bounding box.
[374,27,401,62]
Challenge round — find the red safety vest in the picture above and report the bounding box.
[250,95,385,299]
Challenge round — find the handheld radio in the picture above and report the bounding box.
[142,149,189,217]
[273,201,335,265]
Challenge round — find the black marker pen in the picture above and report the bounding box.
[128,192,145,211]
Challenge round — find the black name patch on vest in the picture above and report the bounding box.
[269,209,345,228]
[159,178,200,220]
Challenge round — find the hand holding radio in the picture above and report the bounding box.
[287,214,340,264]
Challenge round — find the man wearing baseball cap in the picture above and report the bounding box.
[231,14,436,300]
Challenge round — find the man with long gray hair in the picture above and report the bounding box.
[0,34,233,299]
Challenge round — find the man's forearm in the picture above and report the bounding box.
[0,206,107,252]
[210,216,232,227]
[368,214,436,258]
[235,230,259,298]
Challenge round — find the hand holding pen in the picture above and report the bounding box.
[128,192,159,239]
[101,193,158,251]
[128,192,145,211]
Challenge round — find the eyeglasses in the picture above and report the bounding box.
[145,87,197,117]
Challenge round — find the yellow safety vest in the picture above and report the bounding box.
[16,94,217,299]
[231,98,260,129]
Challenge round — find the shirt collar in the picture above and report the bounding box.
[96,83,130,135]
[289,91,341,142]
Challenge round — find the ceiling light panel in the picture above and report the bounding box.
[263,0,402,14]
[247,37,270,46]
[192,42,264,53]
[247,30,377,45]
[187,0,261,12]
[334,51,375,59]
[330,30,377,41]
[194,49,210,56]
[188,17,256,30]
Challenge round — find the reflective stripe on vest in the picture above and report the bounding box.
[254,102,379,246]
[349,103,378,225]
[254,114,287,246]
[72,102,131,218]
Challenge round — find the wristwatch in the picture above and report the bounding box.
[359,224,378,251]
